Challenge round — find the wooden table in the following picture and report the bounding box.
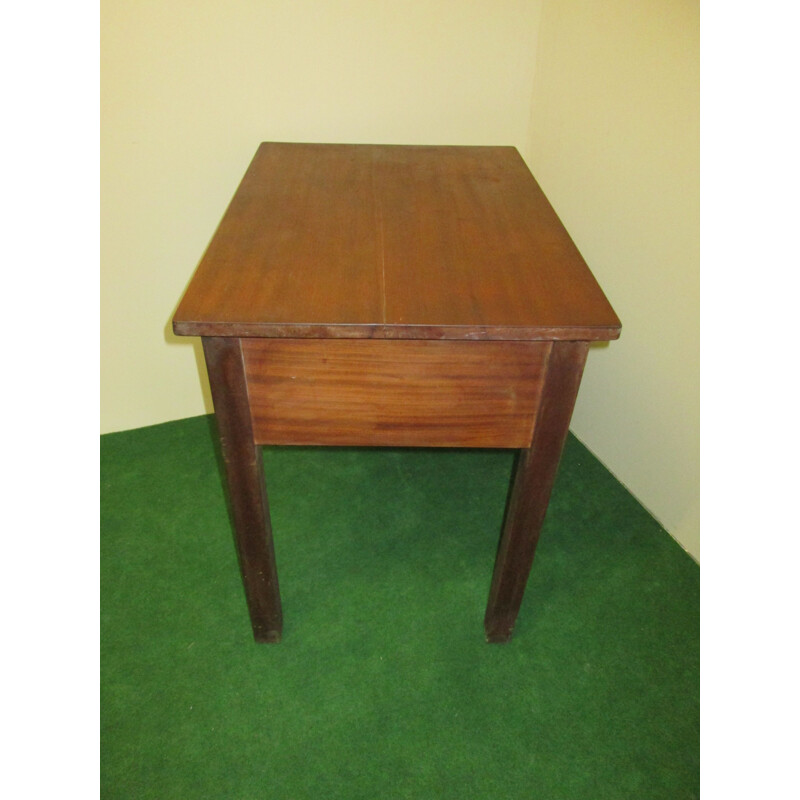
[173,142,620,643]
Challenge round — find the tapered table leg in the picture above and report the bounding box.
[484,341,589,643]
[202,336,283,643]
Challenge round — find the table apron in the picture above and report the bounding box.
[241,338,552,449]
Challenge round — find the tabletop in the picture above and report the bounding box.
[173,143,620,342]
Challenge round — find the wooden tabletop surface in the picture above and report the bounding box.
[173,143,620,341]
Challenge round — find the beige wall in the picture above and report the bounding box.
[526,0,700,558]
[101,0,699,558]
[101,0,542,432]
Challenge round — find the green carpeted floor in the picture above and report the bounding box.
[101,414,699,799]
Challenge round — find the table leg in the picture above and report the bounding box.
[202,337,283,643]
[484,341,589,643]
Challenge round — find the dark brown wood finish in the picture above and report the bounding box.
[242,338,550,448]
[173,143,620,342]
[484,340,589,643]
[173,143,621,644]
[373,147,617,336]
[202,336,283,643]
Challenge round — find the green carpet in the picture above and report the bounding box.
[101,414,699,799]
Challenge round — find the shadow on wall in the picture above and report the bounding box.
[162,301,214,416]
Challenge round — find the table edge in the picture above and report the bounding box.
[172,320,621,341]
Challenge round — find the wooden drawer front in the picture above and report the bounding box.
[242,339,550,448]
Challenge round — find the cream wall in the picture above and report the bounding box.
[101,0,699,558]
[526,0,700,558]
[100,0,542,432]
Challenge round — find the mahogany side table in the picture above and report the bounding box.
[173,142,620,643]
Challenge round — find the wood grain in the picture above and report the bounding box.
[173,143,620,342]
[484,340,589,643]
[173,145,622,644]
[242,338,550,448]
[202,337,283,643]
